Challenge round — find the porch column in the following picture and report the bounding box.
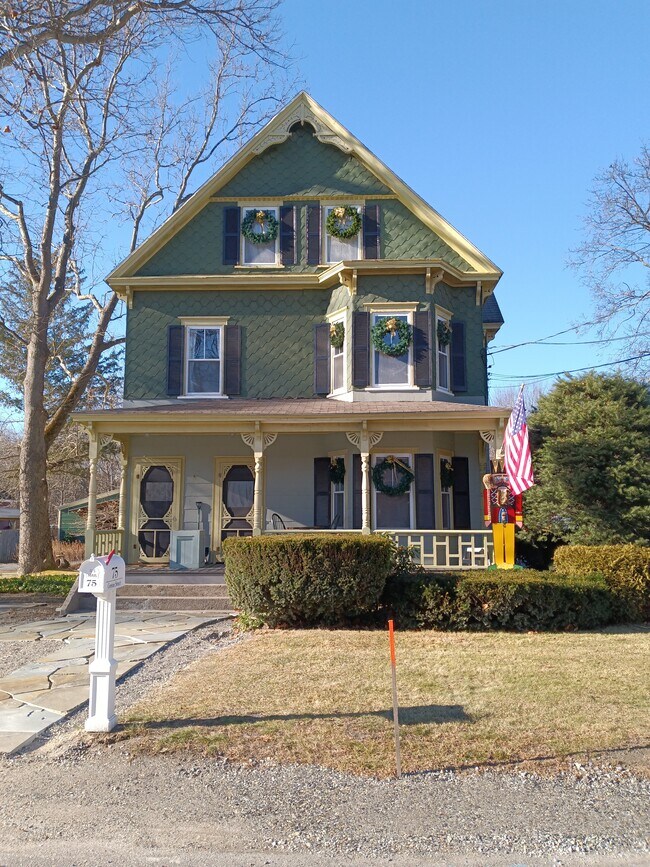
[117,440,129,532]
[346,427,383,535]
[241,429,277,535]
[84,429,99,558]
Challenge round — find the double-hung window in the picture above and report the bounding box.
[242,205,279,266]
[331,456,345,529]
[373,453,413,530]
[439,455,454,530]
[330,316,345,393]
[324,204,361,263]
[185,325,223,395]
[372,311,413,388]
[436,311,452,392]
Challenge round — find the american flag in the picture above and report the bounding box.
[503,386,534,495]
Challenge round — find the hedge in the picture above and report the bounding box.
[382,569,619,632]
[223,534,393,627]
[553,544,649,621]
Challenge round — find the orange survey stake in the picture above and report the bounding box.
[388,618,396,666]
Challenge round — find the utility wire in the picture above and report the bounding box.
[490,332,649,352]
[489,352,650,384]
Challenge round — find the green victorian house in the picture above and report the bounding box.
[76,93,509,570]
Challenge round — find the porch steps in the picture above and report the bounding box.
[116,582,234,613]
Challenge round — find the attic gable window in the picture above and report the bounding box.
[324,204,361,263]
[242,206,280,266]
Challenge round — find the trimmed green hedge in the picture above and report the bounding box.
[382,569,619,632]
[223,534,393,627]
[0,574,76,596]
[553,544,649,621]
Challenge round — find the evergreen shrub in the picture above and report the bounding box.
[553,544,649,620]
[223,534,393,627]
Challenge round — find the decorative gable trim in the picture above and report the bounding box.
[251,101,353,155]
[107,92,503,285]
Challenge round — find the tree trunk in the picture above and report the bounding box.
[18,325,55,575]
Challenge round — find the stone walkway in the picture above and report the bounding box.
[0,611,216,755]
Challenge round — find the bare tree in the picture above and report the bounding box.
[571,145,650,374]
[0,2,294,573]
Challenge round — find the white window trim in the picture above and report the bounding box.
[437,449,455,531]
[240,204,281,267]
[371,452,415,531]
[184,323,224,398]
[371,310,415,389]
[328,312,346,396]
[322,202,363,264]
[435,305,452,394]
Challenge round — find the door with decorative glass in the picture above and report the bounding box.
[132,460,182,562]
[215,459,255,551]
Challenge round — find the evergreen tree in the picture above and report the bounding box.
[524,373,650,545]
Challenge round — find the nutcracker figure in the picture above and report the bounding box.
[482,460,523,569]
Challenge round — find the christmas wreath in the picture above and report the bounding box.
[329,321,345,349]
[372,456,414,497]
[329,457,346,485]
[241,209,279,244]
[437,319,452,347]
[440,459,454,489]
[326,205,361,240]
[371,317,413,358]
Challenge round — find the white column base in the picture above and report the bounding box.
[85,591,118,733]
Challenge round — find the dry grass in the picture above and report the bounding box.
[52,540,84,565]
[124,629,650,777]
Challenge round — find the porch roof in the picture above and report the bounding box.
[75,398,510,435]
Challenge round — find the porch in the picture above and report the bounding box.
[77,398,508,572]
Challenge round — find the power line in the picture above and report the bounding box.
[489,352,650,384]
[490,332,649,352]
[487,317,606,354]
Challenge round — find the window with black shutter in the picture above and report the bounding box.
[363,205,380,259]
[450,321,467,393]
[352,311,370,388]
[313,323,330,395]
[280,205,296,265]
[223,206,240,266]
[452,456,471,529]
[314,458,331,528]
[307,204,321,265]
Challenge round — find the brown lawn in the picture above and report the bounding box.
[123,628,650,777]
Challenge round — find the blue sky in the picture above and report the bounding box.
[282,0,649,396]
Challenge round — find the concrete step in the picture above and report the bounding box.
[116,596,235,613]
[118,583,230,599]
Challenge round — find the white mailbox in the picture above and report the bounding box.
[78,553,126,595]
[78,552,126,733]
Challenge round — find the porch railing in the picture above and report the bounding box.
[384,530,493,570]
[94,529,125,557]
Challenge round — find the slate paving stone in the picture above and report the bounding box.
[0,674,51,695]
[0,703,61,733]
[17,685,89,715]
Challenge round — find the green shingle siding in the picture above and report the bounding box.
[378,200,473,272]
[124,290,330,400]
[219,126,391,198]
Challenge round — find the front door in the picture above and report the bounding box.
[215,460,254,550]
[132,460,182,562]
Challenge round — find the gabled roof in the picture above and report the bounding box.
[108,92,502,285]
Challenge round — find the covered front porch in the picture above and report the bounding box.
[76,399,508,571]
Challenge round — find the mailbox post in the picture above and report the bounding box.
[78,552,126,732]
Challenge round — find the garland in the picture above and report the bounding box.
[440,459,454,489]
[326,205,361,240]
[437,319,452,347]
[329,457,346,485]
[241,209,279,244]
[329,321,345,349]
[371,316,413,358]
[372,456,414,497]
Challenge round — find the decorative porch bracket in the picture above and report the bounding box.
[346,427,383,534]
[241,429,277,535]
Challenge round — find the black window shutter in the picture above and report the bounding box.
[314,457,331,528]
[452,456,471,529]
[413,310,432,387]
[415,453,435,529]
[450,321,467,392]
[313,323,330,395]
[167,325,184,396]
[363,205,380,259]
[223,324,241,395]
[352,453,362,529]
[280,205,296,265]
[223,206,240,265]
[352,311,370,388]
[307,204,321,265]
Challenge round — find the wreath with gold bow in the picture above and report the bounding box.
[372,456,414,497]
[241,209,279,244]
[329,321,345,349]
[370,316,413,357]
[326,205,362,240]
